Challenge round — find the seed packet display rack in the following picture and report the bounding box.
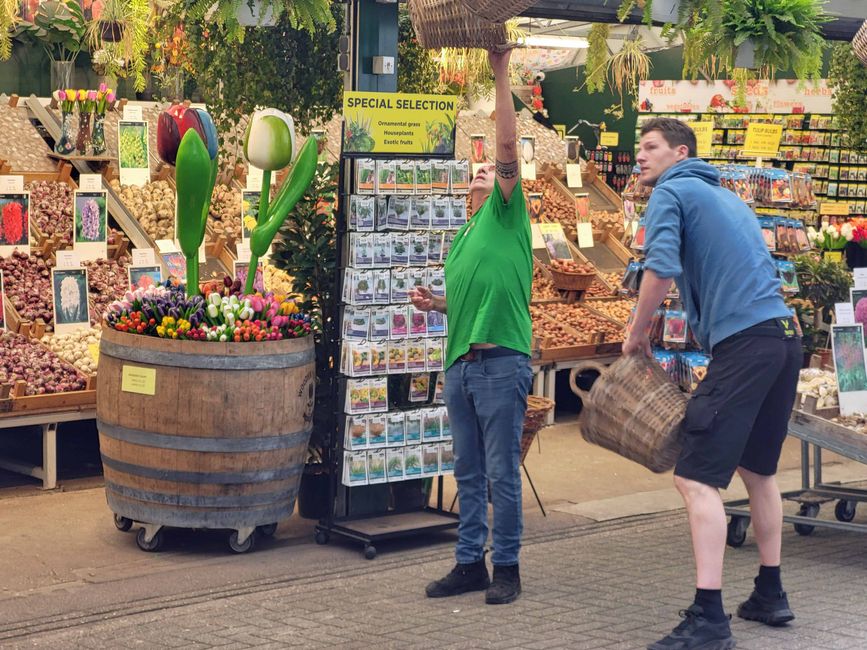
[314,149,462,559]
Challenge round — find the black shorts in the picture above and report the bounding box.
[674,318,802,489]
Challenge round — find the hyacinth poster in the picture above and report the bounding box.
[51,268,91,337]
[0,192,30,257]
[831,325,867,415]
[118,121,150,187]
[73,191,108,261]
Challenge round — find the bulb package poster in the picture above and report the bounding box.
[831,324,867,415]
[118,120,150,187]
[52,267,91,336]
[0,192,30,256]
[73,190,108,261]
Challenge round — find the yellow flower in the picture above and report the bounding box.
[77,89,86,101]
[156,326,166,337]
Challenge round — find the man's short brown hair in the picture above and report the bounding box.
[640,117,697,158]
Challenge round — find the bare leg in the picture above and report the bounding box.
[737,466,782,567]
[674,475,727,589]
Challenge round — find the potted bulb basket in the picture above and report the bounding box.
[407,0,509,50]
[547,265,596,291]
[854,20,867,67]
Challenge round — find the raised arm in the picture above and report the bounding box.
[488,47,519,203]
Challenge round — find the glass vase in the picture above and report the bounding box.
[55,111,76,156]
[76,111,92,156]
[50,60,74,92]
[91,113,107,156]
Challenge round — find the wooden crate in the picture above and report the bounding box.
[1,165,78,254]
[0,376,96,413]
[532,308,608,362]
[531,258,565,305]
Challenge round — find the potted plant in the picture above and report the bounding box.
[86,0,150,91]
[794,252,853,358]
[18,0,87,90]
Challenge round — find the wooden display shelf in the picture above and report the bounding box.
[0,376,96,413]
[47,152,114,164]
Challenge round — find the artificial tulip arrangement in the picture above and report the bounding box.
[53,87,117,156]
[807,222,851,251]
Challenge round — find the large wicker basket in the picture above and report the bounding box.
[408,0,509,50]
[521,395,554,462]
[548,267,596,291]
[569,355,688,473]
[855,20,867,67]
[459,0,539,23]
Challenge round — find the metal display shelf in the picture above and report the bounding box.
[724,410,867,547]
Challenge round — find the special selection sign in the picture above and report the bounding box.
[343,92,458,156]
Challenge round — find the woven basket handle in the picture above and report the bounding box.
[568,362,609,400]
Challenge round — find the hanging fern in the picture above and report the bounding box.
[828,43,867,154]
[0,0,17,60]
[616,0,653,26]
[608,35,651,110]
[583,23,610,94]
[184,0,334,43]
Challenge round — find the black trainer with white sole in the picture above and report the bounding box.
[737,588,795,626]
[648,604,736,650]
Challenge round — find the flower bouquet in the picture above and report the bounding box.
[808,222,851,251]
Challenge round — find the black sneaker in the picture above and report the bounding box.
[485,564,521,605]
[737,587,795,626]
[425,558,490,598]
[648,605,736,650]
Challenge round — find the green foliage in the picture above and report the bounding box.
[182,0,333,44]
[616,0,653,25]
[397,7,438,95]
[20,0,87,62]
[794,252,853,339]
[86,0,151,91]
[583,23,610,95]
[0,0,18,60]
[828,43,867,154]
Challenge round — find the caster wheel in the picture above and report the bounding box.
[228,530,256,554]
[835,500,856,522]
[314,530,329,545]
[794,503,819,536]
[136,527,164,552]
[257,523,278,537]
[114,514,133,532]
[364,544,377,560]
[726,516,749,548]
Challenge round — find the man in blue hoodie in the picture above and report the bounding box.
[623,118,802,650]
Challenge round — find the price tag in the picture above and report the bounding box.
[823,251,844,263]
[855,268,867,290]
[121,365,156,396]
[0,175,23,193]
[236,241,252,263]
[132,248,156,266]
[742,123,783,158]
[88,343,100,364]
[566,164,583,188]
[530,224,544,251]
[521,162,537,181]
[689,121,714,157]
[55,250,80,269]
[822,202,851,217]
[836,302,856,326]
[246,166,276,190]
[599,131,619,148]
[79,174,103,192]
[122,105,143,121]
[577,222,594,249]
[155,239,178,254]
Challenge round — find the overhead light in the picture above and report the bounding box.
[518,35,589,49]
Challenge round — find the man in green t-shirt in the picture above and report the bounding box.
[411,46,533,606]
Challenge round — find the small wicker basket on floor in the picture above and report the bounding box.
[459,0,540,23]
[855,20,867,67]
[569,355,688,473]
[521,395,554,462]
[408,0,509,50]
[548,267,596,292]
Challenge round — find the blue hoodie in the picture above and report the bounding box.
[643,158,790,352]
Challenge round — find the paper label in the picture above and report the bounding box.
[0,175,23,193]
[55,250,80,269]
[530,224,544,251]
[689,121,714,157]
[743,123,783,158]
[856,268,867,290]
[599,131,619,147]
[132,248,156,266]
[122,105,143,121]
[121,365,156,396]
[836,303,856,326]
[521,162,537,181]
[822,202,851,216]
[88,343,100,364]
[79,174,103,192]
[236,241,252,263]
[566,163,583,188]
[577,222,594,248]
[117,121,151,187]
[155,239,178,253]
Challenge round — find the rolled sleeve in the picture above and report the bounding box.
[643,187,683,279]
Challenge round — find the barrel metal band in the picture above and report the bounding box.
[99,339,314,370]
[105,481,298,508]
[98,420,311,452]
[101,455,303,484]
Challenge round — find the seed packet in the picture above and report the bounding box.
[450,196,468,229]
[758,217,776,251]
[409,266,427,291]
[432,161,451,193]
[373,233,391,266]
[632,219,647,250]
[774,218,790,253]
[386,447,405,481]
[369,376,388,412]
[343,451,368,487]
[391,232,410,266]
[345,306,370,340]
[428,267,446,296]
[404,445,422,477]
[408,369,429,400]
[342,269,355,304]
[426,312,445,341]
[405,412,422,443]
[388,196,410,230]
[416,160,432,194]
[387,339,407,374]
[355,159,376,194]
[451,160,470,194]
[411,196,431,230]
[353,269,373,305]
[370,340,388,375]
[390,305,409,339]
[355,196,375,232]
[428,232,444,263]
[375,196,389,231]
[777,260,800,294]
[371,307,390,339]
[409,233,428,265]
[422,407,442,442]
[410,308,428,337]
[352,341,374,376]
[434,374,446,406]
[367,449,387,484]
[663,303,688,345]
[439,441,455,475]
[373,269,391,303]
[387,412,406,447]
[786,220,798,252]
[422,444,440,477]
[346,378,370,414]
[426,338,444,371]
[442,232,456,260]
[348,195,359,230]
[440,406,451,438]
[431,196,452,229]
[352,233,374,268]
[368,413,387,448]
[390,269,409,303]
[396,160,416,194]
[345,415,368,450]
[407,340,427,373]
[376,159,397,193]
[770,172,793,203]
[528,192,543,222]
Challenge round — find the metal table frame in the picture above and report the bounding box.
[0,409,96,490]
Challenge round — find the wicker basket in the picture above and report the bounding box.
[521,395,554,462]
[855,20,867,67]
[459,0,539,23]
[407,0,509,50]
[548,267,596,292]
[569,355,688,473]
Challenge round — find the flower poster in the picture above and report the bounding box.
[52,267,91,336]
[73,190,108,261]
[831,325,867,415]
[0,192,30,257]
[118,121,150,187]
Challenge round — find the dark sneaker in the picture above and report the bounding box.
[425,559,490,598]
[648,605,736,650]
[737,588,795,626]
[485,564,521,605]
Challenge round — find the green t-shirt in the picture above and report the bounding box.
[443,180,532,370]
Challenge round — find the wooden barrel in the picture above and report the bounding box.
[96,326,316,530]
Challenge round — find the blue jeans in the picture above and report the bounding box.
[444,353,533,566]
